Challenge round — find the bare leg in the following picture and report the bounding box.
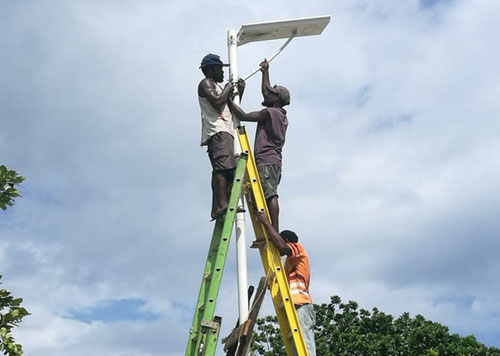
[266,196,280,232]
[211,171,228,219]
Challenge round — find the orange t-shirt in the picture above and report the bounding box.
[285,242,313,305]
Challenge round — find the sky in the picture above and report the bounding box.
[1,0,500,355]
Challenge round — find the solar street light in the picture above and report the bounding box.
[227,15,330,325]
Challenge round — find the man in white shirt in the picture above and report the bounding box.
[198,53,244,221]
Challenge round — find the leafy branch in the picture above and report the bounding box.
[0,276,30,356]
[0,166,25,211]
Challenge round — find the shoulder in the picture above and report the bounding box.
[199,78,214,89]
[250,108,270,122]
[267,107,287,120]
[260,108,271,119]
[287,242,305,258]
[198,78,214,97]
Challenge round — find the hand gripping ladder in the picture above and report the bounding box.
[185,154,248,356]
[237,126,309,356]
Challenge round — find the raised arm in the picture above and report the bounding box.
[228,99,270,123]
[256,211,292,256]
[198,79,234,111]
[260,59,272,97]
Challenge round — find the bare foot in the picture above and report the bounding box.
[210,207,227,222]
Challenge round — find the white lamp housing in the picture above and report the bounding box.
[237,15,330,46]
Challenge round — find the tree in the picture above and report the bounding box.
[0,166,25,211]
[0,165,29,355]
[0,276,29,356]
[252,295,500,356]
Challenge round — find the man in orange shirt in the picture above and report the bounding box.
[257,211,316,356]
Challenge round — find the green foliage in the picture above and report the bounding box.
[0,166,25,211]
[1,165,28,355]
[252,295,500,356]
[252,315,286,356]
[0,276,30,356]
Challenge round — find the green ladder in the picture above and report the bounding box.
[185,154,248,356]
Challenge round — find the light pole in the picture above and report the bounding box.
[227,28,249,325]
[227,14,330,330]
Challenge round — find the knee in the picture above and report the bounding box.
[225,169,235,182]
[267,196,279,205]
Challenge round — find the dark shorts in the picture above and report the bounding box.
[257,163,281,199]
[207,131,237,172]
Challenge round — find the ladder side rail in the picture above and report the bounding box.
[244,191,300,356]
[185,155,248,356]
[186,221,224,356]
[203,316,223,356]
[200,154,247,324]
[244,188,307,356]
[237,126,309,356]
[200,155,248,356]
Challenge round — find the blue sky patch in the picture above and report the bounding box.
[476,331,500,349]
[433,295,475,308]
[354,85,372,108]
[172,300,195,323]
[67,298,159,323]
[420,0,454,9]
[370,114,413,133]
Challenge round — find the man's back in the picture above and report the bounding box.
[285,242,312,306]
[254,107,288,165]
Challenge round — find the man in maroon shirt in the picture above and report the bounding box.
[228,59,290,231]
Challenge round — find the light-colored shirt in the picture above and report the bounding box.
[199,82,235,146]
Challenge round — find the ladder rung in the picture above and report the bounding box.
[278,296,290,310]
[198,297,216,312]
[250,239,266,249]
[286,327,299,340]
[200,319,220,330]
[211,236,228,251]
[268,272,276,281]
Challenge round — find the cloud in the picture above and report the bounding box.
[1,0,500,354]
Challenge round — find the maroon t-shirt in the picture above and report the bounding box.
[254,107,288,165]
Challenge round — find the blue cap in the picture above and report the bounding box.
[200,53,229,69]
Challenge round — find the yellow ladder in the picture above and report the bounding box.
[237,126,309,356]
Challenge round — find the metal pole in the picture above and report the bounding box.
[227,29,249,325]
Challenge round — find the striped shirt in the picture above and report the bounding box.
[285,242,312,305]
